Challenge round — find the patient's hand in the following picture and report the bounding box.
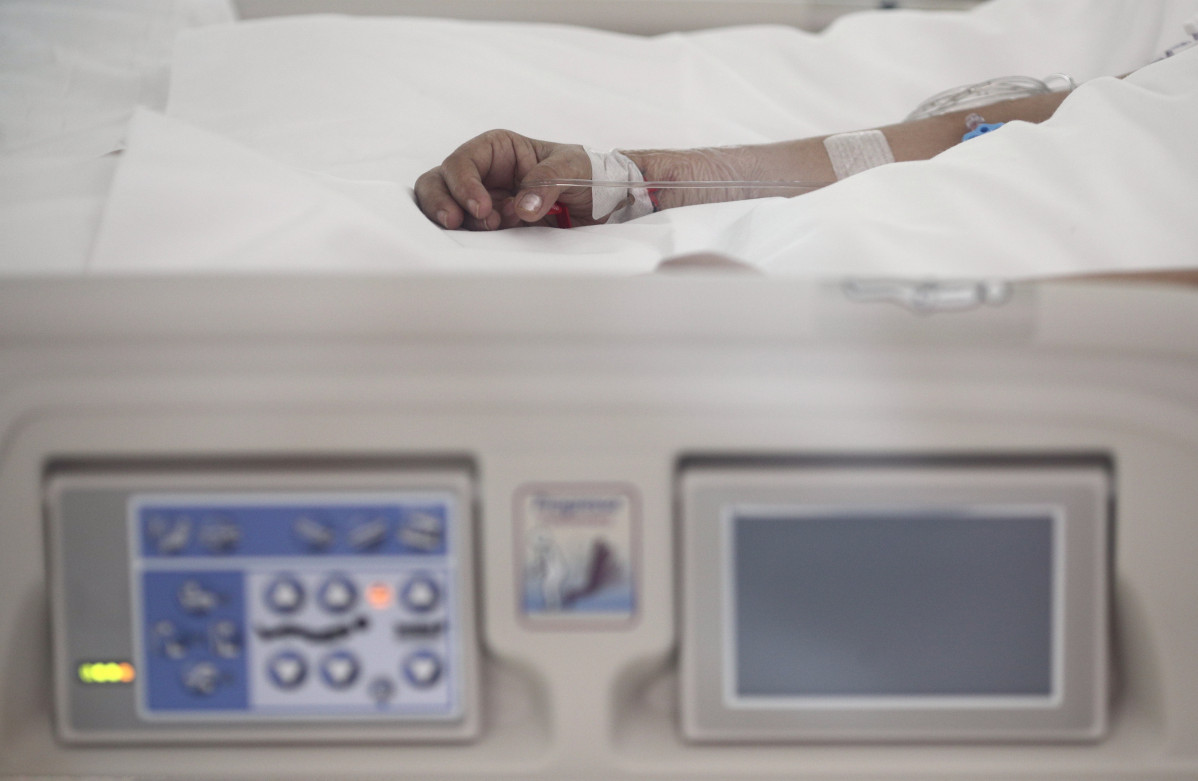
[415,129,596,230]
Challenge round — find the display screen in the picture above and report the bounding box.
[731,511,1056,700]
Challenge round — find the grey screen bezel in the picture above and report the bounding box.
[680,463,1109,743]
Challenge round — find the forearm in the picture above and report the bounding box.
[620,143,835,208]
[622,89,1071,209]
[881,89,1068,160]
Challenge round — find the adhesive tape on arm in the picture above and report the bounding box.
[585,147,654,223]
[823,129,895,180]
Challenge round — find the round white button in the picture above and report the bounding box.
[320,651,360,689]
[265,575,305,614]
[402,651,442,688]
[268,651,307,689]
[401,576,440,613]
[318,576,357,613]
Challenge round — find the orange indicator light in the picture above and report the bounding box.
[366,581,393,610]
[78,661,136,684]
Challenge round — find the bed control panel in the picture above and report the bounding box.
[133,496,458,718]
[47,466,479,744]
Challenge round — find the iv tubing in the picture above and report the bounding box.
[905,74,1076,121]
[524,178,830,191]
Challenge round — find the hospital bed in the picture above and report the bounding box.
[3,1,1198,779]
[235,0,984,35]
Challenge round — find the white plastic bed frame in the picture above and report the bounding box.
[2,273,1198,779]
[233,0,984,35]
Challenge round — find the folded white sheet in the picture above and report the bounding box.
[0,0,235,274]
[86,0,1198,276]
[0,0,234,158]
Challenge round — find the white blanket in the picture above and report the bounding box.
[9,0,1198,277]
[0,0,235,274]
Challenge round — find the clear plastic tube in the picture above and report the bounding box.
[905,74,1077,121]
[526,177,832,224]
[523,178,829,193]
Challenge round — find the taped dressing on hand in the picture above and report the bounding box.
[584,148,655,223]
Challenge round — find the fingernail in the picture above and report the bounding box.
[436,210,450,229]
[467,199,481,219]
[518,192,542,215]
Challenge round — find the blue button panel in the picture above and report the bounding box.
[138,501,448,558]
[141,570,249,711]
[131,492,460,721]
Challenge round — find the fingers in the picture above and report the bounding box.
[415,129,525,230]
[414,131,592,230]
[414,168,466,229]
[439,136,502,222]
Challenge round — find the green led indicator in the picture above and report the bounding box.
[78,661,136,685]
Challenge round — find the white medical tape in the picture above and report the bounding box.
[585,147,654,223]
[822,129,895,180]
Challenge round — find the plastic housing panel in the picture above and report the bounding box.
[45,466,479,744]
[1,274,1196,779]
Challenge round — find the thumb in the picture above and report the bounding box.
[515,147,591,223]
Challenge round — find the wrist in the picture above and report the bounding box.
[621,143,833,208]
[620,147,749,209]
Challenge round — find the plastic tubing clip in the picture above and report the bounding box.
[546,202,572,229]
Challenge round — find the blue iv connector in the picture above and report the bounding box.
[962,122,1006,141]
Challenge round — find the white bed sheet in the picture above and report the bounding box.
[0,0,235,274]
[6,0,1198,277]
